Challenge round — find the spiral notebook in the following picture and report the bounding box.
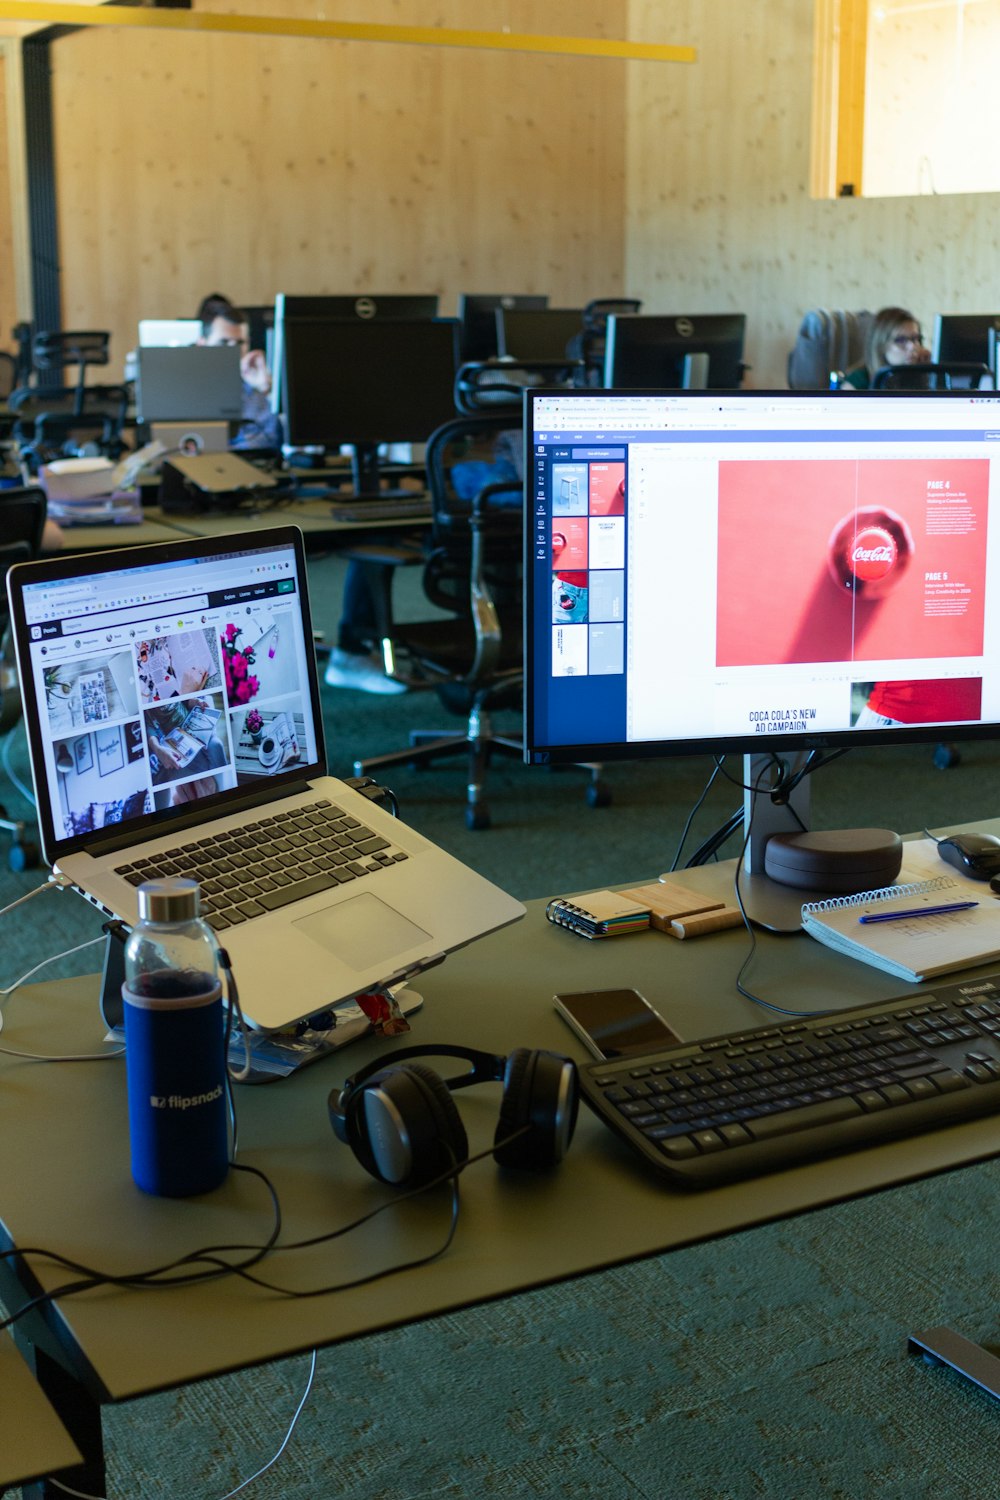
[801,876,1000,982]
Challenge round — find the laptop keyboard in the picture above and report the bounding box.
[114,799,409,931]
[579,974,1000,1188]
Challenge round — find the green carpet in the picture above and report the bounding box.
[3,551,1000,1498]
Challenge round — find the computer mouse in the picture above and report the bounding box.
[936,833,1000,880]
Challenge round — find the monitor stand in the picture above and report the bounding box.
[674,753,819,934]
[347,442,421,501]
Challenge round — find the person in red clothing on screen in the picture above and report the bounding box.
[855,677,982,728]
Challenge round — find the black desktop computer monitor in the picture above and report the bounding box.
[932,313,1000,368]
[276,309,459,491]
[457,294,549,362]
[277,294,439,322]
[603,313,747,390]
[525,386,1000,927]
[496,308,584,361]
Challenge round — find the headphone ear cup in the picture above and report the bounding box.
[494,1048,579,1170]
[350,1062,468,1186]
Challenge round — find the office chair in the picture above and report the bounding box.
[871,362,993,390]
[349,413,611,830]
[0,487,47,869]
[454,357,584,412]
[31,330,112,414]
[9,382,129,469]
[787,308,871,388]
[0,350,17,401]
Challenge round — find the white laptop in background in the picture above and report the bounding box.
[6,526,525,1031]
[138,319,201,347]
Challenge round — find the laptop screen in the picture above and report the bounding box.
[8,527,325,863]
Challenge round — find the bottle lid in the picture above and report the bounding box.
[136,877,201,923]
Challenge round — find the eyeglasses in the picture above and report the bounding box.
[891,332,924,348]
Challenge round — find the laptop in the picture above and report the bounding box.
[6,526,525,1030]
[136,346,243,424]
[138,319,202,348]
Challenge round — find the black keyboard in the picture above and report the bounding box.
[114,799,408,932]
[327,495,432,524]
[580,974,1000,1188]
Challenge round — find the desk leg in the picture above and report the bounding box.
[12,1332,107,1500]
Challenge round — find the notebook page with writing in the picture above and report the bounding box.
[801,876,1000,982]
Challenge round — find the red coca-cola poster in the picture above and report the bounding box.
[716,458,989,666]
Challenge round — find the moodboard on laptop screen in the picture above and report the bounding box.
[12,532,322,855]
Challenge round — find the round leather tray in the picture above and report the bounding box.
[764,827,903,893]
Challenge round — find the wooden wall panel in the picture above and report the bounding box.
[626,0,1000,388]
[48,1,628,370]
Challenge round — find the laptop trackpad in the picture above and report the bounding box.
[294,893,431,972]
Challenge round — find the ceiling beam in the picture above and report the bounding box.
[0,4,696,63]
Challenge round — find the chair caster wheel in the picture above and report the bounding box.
[586,781,612,809]
[466,805,491,831]
[933,743,961,770]
[8,841,39,872]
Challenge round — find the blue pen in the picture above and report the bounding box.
[859,900,979,924]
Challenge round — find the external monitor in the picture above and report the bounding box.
[496,308,584,361]
[136,346,243,424]
[603,313,747,390]
[275,305,459,491]
[525,386,1000,925]
[276,295,439,322]
[457,294,549,362]
[138,319,201,348]
[932,313,1000,367]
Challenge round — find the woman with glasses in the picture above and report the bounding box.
[840,306,930,388]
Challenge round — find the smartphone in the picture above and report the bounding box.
[553,988,683,1061]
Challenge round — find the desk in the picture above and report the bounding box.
[54,508,192,553]
[2,877,999,1495]
[161,494,430,546]
[0,1335,81,1490]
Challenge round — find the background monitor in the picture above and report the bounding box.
[496,308,584,361]
[138,319,201,348]
[136,345,243,423]
[525,387,1000,923]
[603,313,747,390]
[276,294,440,322]
[277,313,459,491]
[932,312,1000,367]
[457,293,549,362]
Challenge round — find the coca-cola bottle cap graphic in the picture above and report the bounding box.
[826,506,914,597]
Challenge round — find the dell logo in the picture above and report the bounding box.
[354,297,377,319]
[675,317,694,338]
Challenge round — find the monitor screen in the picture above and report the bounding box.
[603,313,747,390]
[932,313,1000,367]
[457,294,549,362]
[525,387,1000,766]
[278,316,459,448]
[496,308,583,361]
[277,294,439,322]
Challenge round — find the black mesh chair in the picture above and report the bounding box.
[871,362,993,390]
[0,486,47,868]
[349,413,610,829]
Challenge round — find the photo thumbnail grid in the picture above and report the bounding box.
[551,459,626,679]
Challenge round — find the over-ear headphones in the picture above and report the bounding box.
[328,1044,579,1186]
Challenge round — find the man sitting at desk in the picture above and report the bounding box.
[197,293,283,452]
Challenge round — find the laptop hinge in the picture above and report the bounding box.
[85,778,315,858]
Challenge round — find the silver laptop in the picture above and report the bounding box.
[138,319,201,348]
[6,527,524,1030]
[136,346,243,424]
[150,421,230,456]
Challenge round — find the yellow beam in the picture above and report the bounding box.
[0,3,696,63]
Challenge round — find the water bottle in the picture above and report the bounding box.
[122,877,229,1197]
